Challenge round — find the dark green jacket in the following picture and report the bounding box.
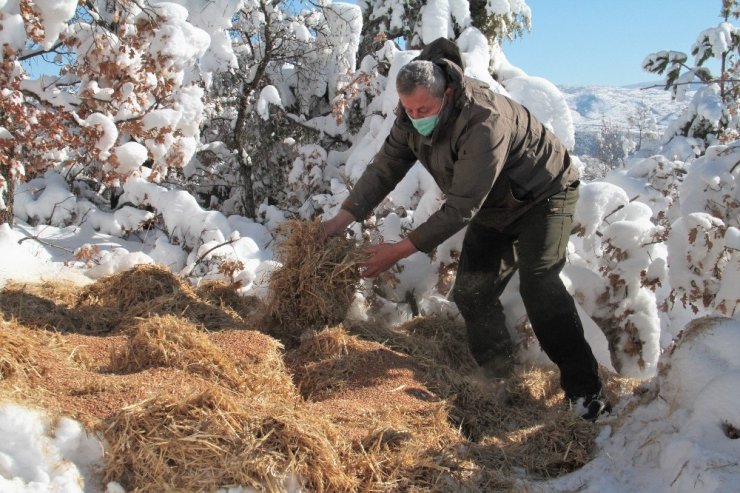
[341,38,579,253]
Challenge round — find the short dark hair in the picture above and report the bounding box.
[396,60,447,98]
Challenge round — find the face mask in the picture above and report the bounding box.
[409,95,445,137]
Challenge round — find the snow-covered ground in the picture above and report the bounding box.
[1,0,738,491]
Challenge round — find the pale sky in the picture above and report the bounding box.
[503,0,730,87]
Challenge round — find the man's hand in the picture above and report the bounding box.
[320,209,355,241]
[360,238,418,278]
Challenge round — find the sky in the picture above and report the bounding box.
[503,0,729,87]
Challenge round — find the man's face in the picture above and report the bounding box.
[399,86,449,120]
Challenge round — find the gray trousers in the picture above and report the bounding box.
[452,183,602,398]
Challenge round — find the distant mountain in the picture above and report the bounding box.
[558,84,689,156]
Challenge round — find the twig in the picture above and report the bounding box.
[603,195,641,224]
[640,79,740,91]
[184,238,239,277]
[671,459,690,487]
[17,234,76,254]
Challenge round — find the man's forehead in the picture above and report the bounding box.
[399,87,436,104]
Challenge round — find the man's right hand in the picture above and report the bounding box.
[319,209,356,241]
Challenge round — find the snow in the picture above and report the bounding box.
[32,0,78,50]
[1,1,739,491]
[0,403,104,493]
[257,85,283,120]
[167,0,244,74]
[80,113,119,161]
[693,22,740,64]
[504,75,576,149]
[420,0,455,45]
[549,318,740,493]
[112,142,148,176]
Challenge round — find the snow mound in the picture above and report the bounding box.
[547,317,740,493]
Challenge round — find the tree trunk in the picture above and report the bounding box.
[234,93,257,218]
[0,167,14,226]
[231,1,274,218]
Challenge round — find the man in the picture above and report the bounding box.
[321,38,611,421]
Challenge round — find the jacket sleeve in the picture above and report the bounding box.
[407,115,510,252]
[341,119,417,220]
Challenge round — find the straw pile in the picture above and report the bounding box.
[110,315,246,391]
[261,220,362,345]
[289,325,470,491]
[344,318,507,438]
[0,258,645,491]
[101,387,357,493]
[0,320,49,380]
[74,264,247,332]
[343,317,640,477]
[0,280,83,331]
[196,280,261,318]
[289,325,375,399]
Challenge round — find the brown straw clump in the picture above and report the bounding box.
[195,280,261,319]
[262,220,362,345]
[345,316,602,474]
[110,315,246,391]
[350,404,466,491]
[101,386,356,493]
[0,320,47,381]
[292,325,469,490]
[290,325,388,399]
[398,316,479,373]
[345,318,508,439]
[75,264,245,332]
[0,280,83,332]
[502,407,597,477]
[77,264,186,312]
[506,366,563,407]
[208,329,297,400]
[0,319,92,417]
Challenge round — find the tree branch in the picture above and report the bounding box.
[185,237,240,277]
[18,42,65,62]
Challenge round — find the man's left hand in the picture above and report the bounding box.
[359,238,418,278]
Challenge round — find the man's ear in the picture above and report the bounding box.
[444,87,454,98]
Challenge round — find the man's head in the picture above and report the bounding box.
[397,60,446,98]
[396,61,452,135]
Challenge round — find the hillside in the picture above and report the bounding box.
[561,84,689,156]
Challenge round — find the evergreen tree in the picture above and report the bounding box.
[642,1,739,147]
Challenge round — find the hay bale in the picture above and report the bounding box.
[110,315,246,391]
[262,220,361,345]
[101,386,357,493]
